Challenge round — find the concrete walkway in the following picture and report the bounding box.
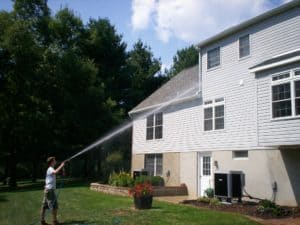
[154,196,188,204]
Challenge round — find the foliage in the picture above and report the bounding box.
[204,188,214,198]
[165,45,198,78]
[129,182,153,198]
[108,172,134,187]
[197,196,210,203]
[134,175,164,186]
[197,196,220,206]
[209,198,221,206]
[256,199,290,217]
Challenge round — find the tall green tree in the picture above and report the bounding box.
[124,40,168,112]
[166,45,198,77]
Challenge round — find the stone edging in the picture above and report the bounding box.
[90,183,188,197]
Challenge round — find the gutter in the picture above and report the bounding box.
[128,93,201,116]
[249,55,300,73]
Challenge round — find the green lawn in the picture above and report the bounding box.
[0,180,261,225]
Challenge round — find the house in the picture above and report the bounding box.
[129,0,300,206]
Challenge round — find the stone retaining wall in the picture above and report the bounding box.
[90,183,188,197]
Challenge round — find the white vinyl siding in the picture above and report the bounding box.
[132,7,300,154]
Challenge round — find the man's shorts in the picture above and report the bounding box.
[42,189,58,210]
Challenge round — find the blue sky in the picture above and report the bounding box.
[0,0,290,70]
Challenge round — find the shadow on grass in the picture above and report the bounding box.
[0,194,7,202]
[63,220,122,225]
[0,179,89,193]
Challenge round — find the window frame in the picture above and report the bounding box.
[207,47,221,70]
[271,68,300,120]
[146,112,163,140]
[239,34,251,59]
[144,154,163,176]
[204,98,225,131]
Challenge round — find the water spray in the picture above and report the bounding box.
[64,84,200,162]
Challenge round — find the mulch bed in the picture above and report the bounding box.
[182,200,300,219]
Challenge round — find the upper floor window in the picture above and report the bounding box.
[204,98,225,131]
[146,112,163,140]
[145,154,163,176]
[207,47,220,69]
[239,34,250,58]
[271,69,300,118]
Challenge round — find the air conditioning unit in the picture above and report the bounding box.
[214,171,243,202]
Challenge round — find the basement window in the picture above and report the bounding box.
[233,151,248,160]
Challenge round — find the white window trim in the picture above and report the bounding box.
[238,34,251,60]
[146,113,163,140]
[270,68,300,121]
[203,97,225,131]
[145,154,163,176]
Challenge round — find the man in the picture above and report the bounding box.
[40,157,65,225]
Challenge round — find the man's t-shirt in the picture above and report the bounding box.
[45,167,56,189]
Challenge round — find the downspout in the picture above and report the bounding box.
[196,46,202,197]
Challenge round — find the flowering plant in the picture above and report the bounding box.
[129,182,153,198]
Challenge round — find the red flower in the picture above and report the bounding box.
[129,182,153,197]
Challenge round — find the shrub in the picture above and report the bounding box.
[260,199,276,209]
[204,188,214,198]
[134,175,164,186]
[209,197,220,206]
[108,172,134,187]
[256,199,289,217]
[197,197,210,203]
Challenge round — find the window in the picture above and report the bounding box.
[239,35,250,58]
[144,154,163,176]
[146,113,163,140]
[233,151,248,160]
[204,98,225,131]
[202,156,211,175]
[271,68,300,118]
[207,47,220,69]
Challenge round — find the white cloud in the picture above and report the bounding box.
[131,0,288,43]
[131,0,156,30]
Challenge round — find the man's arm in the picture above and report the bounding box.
[52,162,65,174]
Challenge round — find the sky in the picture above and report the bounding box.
[0,0,291,70]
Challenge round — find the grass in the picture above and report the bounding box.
[0,180,261,225]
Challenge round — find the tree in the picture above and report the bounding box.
[124,40,168,112]
[166,45,198,77]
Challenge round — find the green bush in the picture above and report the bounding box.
[209,197,220,206]
[259,199,276,209]
[256,199,289,217]
[204,188,214,198]
[134,175,164,186]
[108,172,134,187]
[197,196,210,203]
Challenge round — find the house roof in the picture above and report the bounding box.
[249,49,300,73]
[197,0,300,49]
[129,65,199,115]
